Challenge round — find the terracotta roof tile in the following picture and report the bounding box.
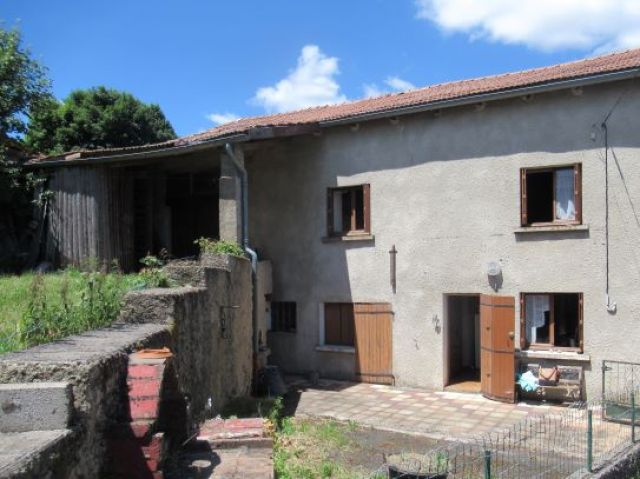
[34,48,640,163]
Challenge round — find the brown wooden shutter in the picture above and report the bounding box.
[574,164,582,224]
[341,303,355,346]
[519,294,526,350]
[363,184,371,233]
[520,168,528,226]
[324,304,341,345]
[578,293,584,352]
[327,189,334,236]
[354,303,394,384]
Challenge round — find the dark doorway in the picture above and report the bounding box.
[166,172,219,258]
[446,295,480,393]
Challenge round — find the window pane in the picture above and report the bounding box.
[526,171,554,223]
[525,295,550,344]
[555,168,576,220]
[554,294,580,347]
[271,302,296,332]
[341,191,352,232]
[354,187,364,230]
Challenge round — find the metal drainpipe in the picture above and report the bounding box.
[224,143,259,358]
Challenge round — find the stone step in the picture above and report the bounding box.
[196,418,272,449]
[0,382,72,433]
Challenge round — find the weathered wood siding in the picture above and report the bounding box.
[46,166,134,270]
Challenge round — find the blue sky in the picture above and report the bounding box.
[4,1,639,136]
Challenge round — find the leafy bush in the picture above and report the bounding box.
[194,238,245,257]
[138,254,171,288]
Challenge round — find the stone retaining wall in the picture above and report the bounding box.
[0,254,252,478]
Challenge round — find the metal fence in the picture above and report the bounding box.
[374,360,640,479]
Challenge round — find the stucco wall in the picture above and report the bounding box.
[247,79,640,399]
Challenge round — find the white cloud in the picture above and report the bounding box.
[206,112,240,125]
[386,76,416,91]
[363,76,416,98]
[253,45,347,113]
[415,0,640,52]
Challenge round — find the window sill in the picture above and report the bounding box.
[315,345,355,354]
[517,349,591,363]
[514,224,589,234]
[322,234,375,243]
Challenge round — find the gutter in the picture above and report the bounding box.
[319,68,640,127]
[26,133,249,168]
[223,143,260,357]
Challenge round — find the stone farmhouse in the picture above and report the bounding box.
[29,48,640,402]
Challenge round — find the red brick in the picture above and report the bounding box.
[128,364,165,380]
[128,378,162,398]
[130,397,160,420]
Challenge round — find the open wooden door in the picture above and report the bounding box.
[354,303,394,385]
[480,295,516,403]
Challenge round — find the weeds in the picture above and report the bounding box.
[194,237,245,257]
[0,267,140,353]
[138,254,171,288]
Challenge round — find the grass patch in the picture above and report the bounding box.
[273,414,362,479]
[0,268,144,354]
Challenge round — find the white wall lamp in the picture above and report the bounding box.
[487,261,503,292]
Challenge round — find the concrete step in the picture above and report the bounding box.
[197,418,272,449]
[0,429,73,478]
[0,382,72,433]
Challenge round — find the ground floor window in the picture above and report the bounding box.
[270,302,297,332]
[324,303,355,346]
[520,293,583,351]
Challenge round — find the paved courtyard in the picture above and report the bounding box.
[287,376,561,441]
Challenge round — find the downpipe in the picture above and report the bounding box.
[224,144,260,380]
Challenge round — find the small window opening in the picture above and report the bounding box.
[522,293,582,351]
[328,185,370,236]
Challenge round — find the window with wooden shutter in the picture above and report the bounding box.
[520,293,583,352]
[327,185,371,237]
[324,303,355,346]
[520,164,582,226]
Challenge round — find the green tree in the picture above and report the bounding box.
[26,87,177,154]
[0,26,51,141]
[0,25,52,271]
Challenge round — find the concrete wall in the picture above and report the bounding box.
[0,255,252,478]
[246,79,640,399]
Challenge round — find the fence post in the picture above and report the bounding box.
[632,391,636,444]
[587,409,593,472]
[484,450,492,479]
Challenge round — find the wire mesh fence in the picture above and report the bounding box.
[373,361,640,478]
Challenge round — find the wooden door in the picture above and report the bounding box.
[354,303,394,385]
[480,295,516,403]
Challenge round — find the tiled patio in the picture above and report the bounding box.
[287,376,562,441]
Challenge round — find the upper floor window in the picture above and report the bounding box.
[520,165,582,226]
[327,184,370,237]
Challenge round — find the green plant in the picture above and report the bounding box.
[138,254,171,288]
[194,238,245,257]
[17,269,131,348]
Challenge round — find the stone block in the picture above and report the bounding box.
[0,382,72,433]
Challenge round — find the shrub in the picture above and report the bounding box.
[138,254,171,288]
[194,238,245,257]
